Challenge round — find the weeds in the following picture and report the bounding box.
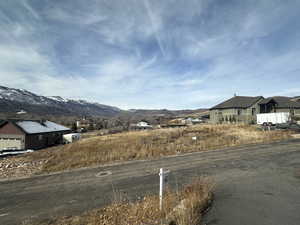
[28,177,214,225]
[23,124,291,173]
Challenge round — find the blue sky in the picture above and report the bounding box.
[0,0,300,109]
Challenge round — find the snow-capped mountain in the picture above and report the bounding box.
[0,86,122,117]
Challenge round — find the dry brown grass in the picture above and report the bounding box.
[28,177,214,225]
[24,124,291,173]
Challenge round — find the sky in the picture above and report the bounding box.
[0,0,300,110]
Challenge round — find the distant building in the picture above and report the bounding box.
[185,117,204,124]
[16,110,27,115]
[76,118,95,131]
[136,121,150,127]
[130,121,153,130]
[161,118,188,128]
[0,120,70,151]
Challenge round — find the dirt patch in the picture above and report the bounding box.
[0,157,47,179]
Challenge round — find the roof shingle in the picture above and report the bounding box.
[210,96,263,110]
[259,96,300,108]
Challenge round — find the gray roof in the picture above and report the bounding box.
[259,96,300,108]
[292,96,300,101]
[0,120,70,134]
[210,96,263,110]
[16,120,70,134]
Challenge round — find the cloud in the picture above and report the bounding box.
[143,0,165,56]
[45,6,107,26]
[22,0,40,20]
[0,0,300,109]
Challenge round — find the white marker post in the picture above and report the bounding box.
[159,168,170,211]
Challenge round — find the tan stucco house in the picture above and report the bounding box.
[210,96,263,124]
[210,95,300,124]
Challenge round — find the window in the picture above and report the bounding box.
[237,109,242,115]
[252,108,256,116]
[38,135,43,141]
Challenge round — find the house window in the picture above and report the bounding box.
[252,108,256,116]
[237,109,242,115]
[38,135,43,141]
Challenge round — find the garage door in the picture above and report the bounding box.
[0,138,22,150]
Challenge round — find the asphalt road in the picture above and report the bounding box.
[1,139,300,225]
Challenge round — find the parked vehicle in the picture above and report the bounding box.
[257,112,290,125]
[63,133,81,144]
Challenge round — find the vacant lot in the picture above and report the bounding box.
[0,124,292,179]
[26,177,214,225]
[3,124,288,176]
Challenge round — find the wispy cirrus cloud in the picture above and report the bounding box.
[0,0,300,109]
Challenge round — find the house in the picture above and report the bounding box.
[258,96,300,117]
[210,95,300,124]
[210,96,264,124]
[161,118,188,128]
[130,121,153,130]
[0,120,70,151]
[185,117,204,124]
[76,119,90,130]
[137,121,150,127]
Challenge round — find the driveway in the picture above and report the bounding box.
[1,139,300,225]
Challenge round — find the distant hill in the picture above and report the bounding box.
[0,86,122,117]
[128,108,208,118]
[0,86,207,119]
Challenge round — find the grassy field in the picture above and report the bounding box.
[26,177,214,225]
[22,124,292,174]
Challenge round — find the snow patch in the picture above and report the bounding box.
[48,96,68,102]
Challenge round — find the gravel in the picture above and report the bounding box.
[0,157,46,179]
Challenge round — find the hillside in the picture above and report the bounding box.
[0,86,122,117]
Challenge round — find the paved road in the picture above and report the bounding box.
[1,139,300,225]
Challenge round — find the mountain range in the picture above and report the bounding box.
[0,86,121,117]
[0,86,207,118]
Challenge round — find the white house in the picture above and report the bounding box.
[136,121,152,128]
